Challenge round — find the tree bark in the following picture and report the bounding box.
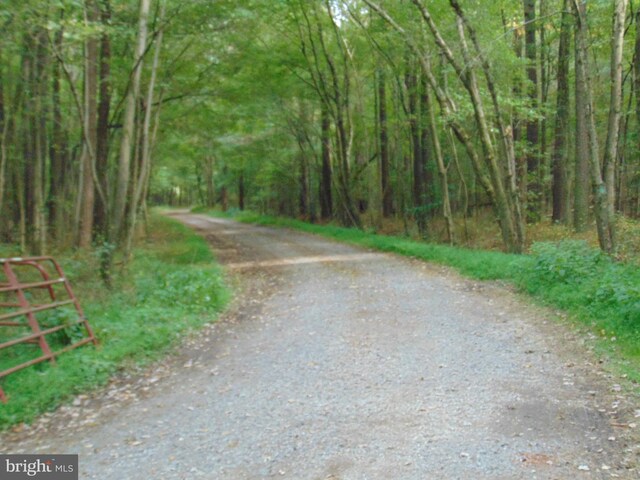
[573,2,589,232]
[0,44,5,219]
[635,8,640,216]
[406,62,427,237]
[113,0,151,242]
[48,17,67,238]
[94,0,112,237]
[420,74,435,218]
[124,0,165,259]
[204,155,215,207]
[77,0,100,248]
[238,170,245,211]
[377,67,392,217]
[602,0,627,220]
[523,0,540,221]
[572,0,615,252]
[551,0,571,224]
[425,83,455,245]
[320,104,332,219]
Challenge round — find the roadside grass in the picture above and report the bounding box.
[0,214,228,429]
[194,207,640,383]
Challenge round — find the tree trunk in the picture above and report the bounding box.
[425,83,455,245]
[94,0,111,237]
[572,0,615,252]
[204,155,215,207]
[378,67,392,217]
[320,104,332,219]
[523,0,540,221]
[220,165,228,211]
[420,74,435,218]
[238,170,245,211]
[113,0,151,242]
[77,0,100,248]
[48,17,67,240]
[551,0,571,224]
[635,7,640,216]
[512,26,527,207]
[299,151,310,218]
[602,0,627,220]
[0,44,5,219]
[21,32,44,254]
[406,62,427,237]
[124,0,164,259]
[539,0,550,212]
[573,3,590,233]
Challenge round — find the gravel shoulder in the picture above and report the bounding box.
[1,212,638,479]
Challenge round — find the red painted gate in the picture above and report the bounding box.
[0,257,97,402]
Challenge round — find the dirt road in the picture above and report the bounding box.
[1,212,638,479]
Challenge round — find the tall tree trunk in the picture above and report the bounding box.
[299,151,310,218]
[320,103,332,219]
[572,0,615,252]
[406,62,427,237]
[635,7,640,216]
[573,3,590,232]
[512,26,527,206]
[378,67,392,217]
[77,0,100,248]
[538,0,550,211]
[22,33,43,254]
[602,0,627,220]
[94,0,111,237]
[0,44,5,219]
[238,170,245,211]
[35,29,49,254]
[220,165,228,211]
[204,155,215,207]
[551,0,571,224]
[523,0,540,221]
[420,74,435,218]
[124,0,164,259]
[113,0,151,242]
[425,83,455,245]
[48,18,67,240]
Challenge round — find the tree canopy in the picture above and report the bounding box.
[0,0,637,256]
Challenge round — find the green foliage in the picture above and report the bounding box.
[524,240,640,347]
[529,240,605,285]
[38,308,85,346]
[0,215,228,429]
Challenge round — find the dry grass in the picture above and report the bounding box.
[361,208,640,262]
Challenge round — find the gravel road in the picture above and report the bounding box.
[1,212,638,479]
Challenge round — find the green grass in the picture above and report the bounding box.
[196,208,640,383]
[0,214,228,428]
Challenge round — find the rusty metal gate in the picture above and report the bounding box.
[0,256,98,403]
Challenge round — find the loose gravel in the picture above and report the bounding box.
[1,213,638,479]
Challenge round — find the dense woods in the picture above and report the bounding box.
[1,0,639,256]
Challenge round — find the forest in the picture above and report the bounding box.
[2,2,640,471]
[0,0,638,258]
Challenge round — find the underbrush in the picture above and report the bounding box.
[524,240,640,361]
[196,208,640,381]
[0,215,228,429]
